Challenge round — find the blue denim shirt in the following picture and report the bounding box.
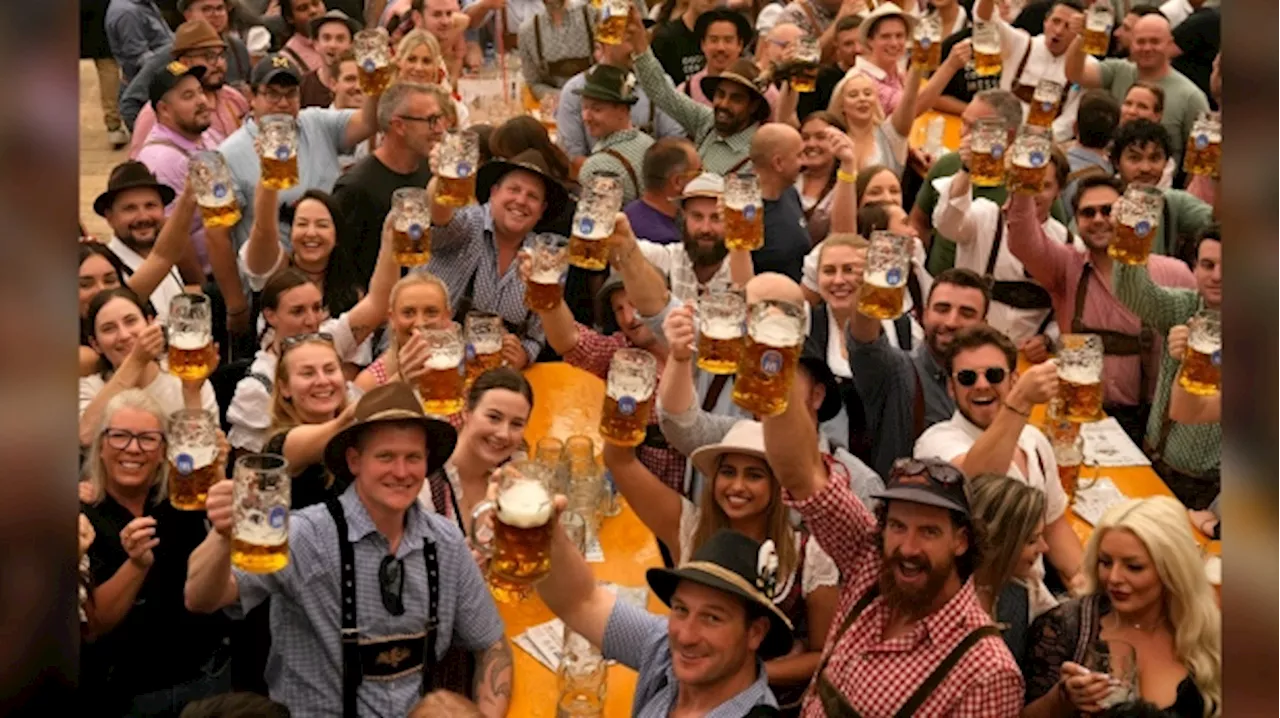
[105,0,175,82]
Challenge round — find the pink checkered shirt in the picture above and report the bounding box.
[790,459,1025,718]
[367,357,465,430]
[564,323,687,495]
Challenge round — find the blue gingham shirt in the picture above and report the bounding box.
[602,600,777,717]
[418,203,550,362]
[230,485,505,718]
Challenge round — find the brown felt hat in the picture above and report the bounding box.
[700,59,773,126]
[172,19,226,55]
[322,382,458,486]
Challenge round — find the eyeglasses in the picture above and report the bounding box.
[953,367,1008,387]
[1078,205,1113,220]
[180,50,223,64]
[398,113,447,128]
[280,331,334,352]
[891,458,964,485]
[102,428,165,452]
[379,555,405,616]
[259,86,300,103]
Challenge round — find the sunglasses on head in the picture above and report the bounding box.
[379,555,405,616]
[891,458,965,485]
[1078,205,1113,220]
[953,367,1007,387]
[280,331,334,352]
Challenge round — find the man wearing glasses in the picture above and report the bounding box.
[187,382,513,717]
[913,324,1086,597]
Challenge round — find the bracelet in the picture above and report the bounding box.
[836,168,857,184]
[1005,402,1031,418]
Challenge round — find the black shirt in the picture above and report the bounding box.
[939,27,1000,104]
[80,490,229,709]
[265,431,345,510]
[754,186,811,282]
[795,65,847,124]
[1171,8,1220,110]
[331,154,434,287]
[651,18,705,87]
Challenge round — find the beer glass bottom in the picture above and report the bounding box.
[557,686,606,718]
[1064,407,1102,423]
[488,573,535,603]
[789,78,816,93]
[261,177,298,191]
[1177,374,1220,397]
[568,236,610,271]
[1058,464,1080,506]
[732,387,788,418]
[599,425,646,447]
[170,365,213,383]
[724,236,764,252]
[357,67,394,95]
[696,357,740,375]
[1106,243,1150,266]
[231,539,289,573]
[395,250,432,267]
[199,205,242,228]
[422,397,465,416]
[169,481,210,511]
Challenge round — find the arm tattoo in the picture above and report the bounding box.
[474,637,513,713]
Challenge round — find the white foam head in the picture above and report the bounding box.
[749,312,802,347]
[471,336,503,354]
[426,351,463,370]
[531,268,563,284]
[1057,364,1100,385]
[1188,333,1220,355]
[497,478,553,528]
[701,317,743,341]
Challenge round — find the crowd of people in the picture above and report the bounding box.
[79,0,1222,715]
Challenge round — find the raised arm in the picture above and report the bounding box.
[974,0,994,22]
[345,213,398,345]
[602,442,684,555]
[515,248,579,355]
[1004,191,1071,295]
[78,324,165,446]
[931,170,983,246]
[184,480,242,613]
[1064,33,1103,89]
[935,360,1057,476]
[243,180,285,276]
[824,129,858,235]
[425,178,483,257]
[610,214,671,317]
[534,502,618,649]
[625,9,713,139]
[656,302,698,416]
[128,184,197,300]
[1113,260,1194,334]
[1166,324,1221,424]
[341,89,381,150]
[280,403,359,474]
[914,41,971,121]
[891,65,923,137]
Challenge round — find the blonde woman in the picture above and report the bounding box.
[354,272,453,392]
[396,29,469,128]
[1023,497,1221,718]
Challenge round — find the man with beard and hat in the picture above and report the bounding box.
[418,149,571,367]
[538,525,793,716]
[185,382,514,718]
[913,324,1086,598]
[755,319,1024,715]
[575,64,654,205]
[626,8,771,176]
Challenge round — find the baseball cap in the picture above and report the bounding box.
[251,53,303,87]
[149,60,208,107]
[678,172,725,204]
[872,457,971,517]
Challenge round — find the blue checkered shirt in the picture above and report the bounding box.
[601,600,778,718]
[417,203,550,363]
[230,485,505,718]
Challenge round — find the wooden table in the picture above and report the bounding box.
[909,110,963,153]
[506,362,667,717]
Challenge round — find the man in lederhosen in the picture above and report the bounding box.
[575,64,654,205]
[186,382,513,717]
[516,0,595,101]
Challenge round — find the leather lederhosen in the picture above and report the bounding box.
[1010,42,1070,108]
[324,497,441,718]
[1071,263,1154,395]
[535,7,594,84]
[422,471,483,696]
[813,585,1001,717]
[985,209,1055,316]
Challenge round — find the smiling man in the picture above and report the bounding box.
[575,64,655,205]
[298,9,361,107]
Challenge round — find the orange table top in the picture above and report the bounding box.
[909,110,963,153]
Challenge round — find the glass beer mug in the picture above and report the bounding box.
[567,454,604,540]
[353,28,394,95]
[723,172,764,251]
[910,16,943,73]
[168,293,216,382]
[597,0,629,44]
[470,460,555,602]
[231,453,291,573]
[1109,185,1163,265]
[1006,124,1052,195]
[697,289,747,375]
[1052,434,1083,508]
[1184,111,1221,179]
[969,117,1008,188]
[1056,334,1104,423]
[857,231,913,320]
[600,349,658,447]
[168,409,219,511]
[435,129,480,208]
[569,174,623,271]
[392,187,431,267]
[464,311,505,389]
[526,234,570,310]
[1178,309,1221,396]
[189,151,241,227]
[1082,3,1114,57]
[790,37,821,93]
[972,21,1002,77]
[417,323,467,415]
[257,114,299,190]
[1026,80,1064,128]
[558,626,608,717]
[732,299,806,417]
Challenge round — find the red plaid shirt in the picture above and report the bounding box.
[564,324,687,495]
[790,459,1025,718]
[366,357,465,430]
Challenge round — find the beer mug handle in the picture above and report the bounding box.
[469,500,497,558]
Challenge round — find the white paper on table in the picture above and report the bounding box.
[1071,477,1129,526]
[514,632,559,672]
[1080,418,1151,466]
[585,535,605,563]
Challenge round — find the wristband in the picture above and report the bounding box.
[1005,401,1031,418]
[837,168,857,184]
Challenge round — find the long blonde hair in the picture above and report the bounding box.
[691,454,798,596]
[828,70,887,130]
[269,337,350,435]
[1084,497,1222,717]
[968,474,1046,618]
[384,272,453,382]
[81,389,170,506]
[396,29,450,86]
[816,232,869,266]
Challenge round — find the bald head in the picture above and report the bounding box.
[749,123,804,184]
[746,272,806,306]
[1130,15,1172,71]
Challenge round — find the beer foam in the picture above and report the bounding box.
[725,197,756,211]
[700,318,743,341]
[749,313,802,347]
[426,351,463,370]
[496,479,552,527]
[607,376,654,403]
[170,331,210,350]
[531,268,563,284]
[1188,336,1220,355]
[170,445,216,470]
[471,337,503,354]
[1058,365,1101,385]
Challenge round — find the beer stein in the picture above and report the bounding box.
[1082,3,1114,57]
[1026,80,1064,128]
[353,28,394,95]
[167,293,216,382]
[471,460,556,602]
[464,311,505,389]
[911,15,943,73]
[435,129,480,208]
[189,151,241,228]
[535,437,566,493]
[526,234,570,310]
[857,231,913,320]
[1083,639,1140,708]
[231,453,291,573]
[257,114,299,190]
[392,187,431,267]
[168,409,219,511]
[558,626,608,716]
[1052,434,1083,508]
[560,435,594,496]
[732,299,806,417]
[1184,111,1221,178]
[696,288,747,375]
[416,323,466,416]
[1109,185,1163,265]
[597,0,629,44]
[569,174,623,270]
[1056,334,1104,423]
[969,117,1008,188]
[1179,309,1221,396]
[567,454,604,540]
[972,21,1002,77]
[723,172,764,252]
[789,38,821,93]
[599,349,657,447]
[1006,124,1052,195]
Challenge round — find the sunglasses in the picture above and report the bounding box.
[1078,205,1113,220]
[953,367,1007,387]
[102,428,165,452]
[891,458,964,485]
[379,555,405,616]
[280,331,334,352]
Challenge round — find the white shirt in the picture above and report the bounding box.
[79,370,218,419]
[107,236,186,325]
[993,20,1097,143]
[636,240,734,305]
[801,240,930,351]
[1159,0,1194,28]
[930,175,1081,343]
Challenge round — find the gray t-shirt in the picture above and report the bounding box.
[1098,60,1210,163]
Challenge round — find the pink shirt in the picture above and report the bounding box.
[129,86,249,160]
[677,68,781,118]
[852,56,905,116]
[1006,195,1196,407]
[135,123,221,273]
[283,34,325,74]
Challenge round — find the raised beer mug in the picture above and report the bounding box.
[569,174,623,271]
[168,409,219,511]
[354,28,394,95]
[257,114,299,190]
[1056,334,1104,423]
[696,288,747,375]
[1006,124,1052,195]
[417,323,467,416]
[558,625,608,716]
[1184,111,1221,179]
[733,299,806,417]
[526,233,570,310]
[911,16,943,73]
[968,117,1008,188]
[470,460,556,602]
[231,453,291,574]
[464,310,505,389]
[597,0,629,45]
[392,187,431,267]
[857,231,913,320]
[1179,309,1221,396]
[1109,185,1163,265]
[168,293,215,382]
[790,37,821,93]
[600,349,658,447]
[1082,3,1113,57]
[1026,80,1064,128]
[723,172,764,252]
[189,151,241,228]
[971,21,1002,77]
[435,129,480,208]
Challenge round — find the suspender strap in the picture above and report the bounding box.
[583,6,594,48]
[912,365,926,439]
[324,497,362,718]
[599,148,640,198]
[281,46,310,74]
[534,15,543,63]
[1011,42,1035,102]
[142,137,195,157]
[247,371,273,394]
[798,0,820,33]
[703,374,731,412]
[814,585,880,717]
[983,210,1004,277]
[421,541,441,697]
[726,155,752,175]
[892,625,1002,717]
